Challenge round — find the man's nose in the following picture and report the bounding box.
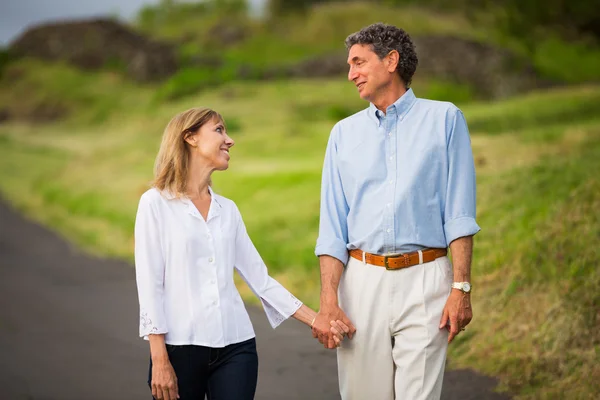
[348,67,358,82]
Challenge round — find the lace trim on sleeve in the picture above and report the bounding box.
[262,293,303,329]
[140,311,159,334]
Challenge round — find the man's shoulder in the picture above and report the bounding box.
[415,97,461,115]
[334,107,371,131]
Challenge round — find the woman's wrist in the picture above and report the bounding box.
[292,304,318,327]
[151,353,170,365]
[149,334,169,364]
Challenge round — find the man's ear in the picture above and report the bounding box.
[387,50,400,73]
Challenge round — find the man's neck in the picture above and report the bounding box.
[372,83,407,115]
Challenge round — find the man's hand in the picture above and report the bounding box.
[312,305,356,349]
[439,289,472,343]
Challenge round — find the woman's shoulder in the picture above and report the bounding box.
[139,187,172,206]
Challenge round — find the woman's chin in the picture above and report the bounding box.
[215,160,230,171]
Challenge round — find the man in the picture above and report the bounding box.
[311,23,480,399]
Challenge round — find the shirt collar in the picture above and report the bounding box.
[368,88,417,125]
[208,186,223,209]
[162,186,222,221]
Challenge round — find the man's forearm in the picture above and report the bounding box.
[319,255,345,307]
[449,235,473,282]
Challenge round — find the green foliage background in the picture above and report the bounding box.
[1,1,599,398]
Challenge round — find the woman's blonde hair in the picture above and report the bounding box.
[153,107,224,197]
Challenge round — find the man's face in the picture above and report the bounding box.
[347,44,396,102]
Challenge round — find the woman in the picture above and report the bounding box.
[134,108,350,400]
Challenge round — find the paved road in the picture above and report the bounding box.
[0,198,510,399]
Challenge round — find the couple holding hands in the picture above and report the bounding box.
[135,23,479,400]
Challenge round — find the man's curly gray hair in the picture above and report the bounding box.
[345,23,418,87]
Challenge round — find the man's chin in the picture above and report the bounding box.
[357,88,371,101]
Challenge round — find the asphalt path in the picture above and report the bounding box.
[0,197,510,400]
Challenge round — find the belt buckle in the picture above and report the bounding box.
[383,253,405,270]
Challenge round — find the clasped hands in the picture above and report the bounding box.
[311,305,356,349]
[311,289,472,348]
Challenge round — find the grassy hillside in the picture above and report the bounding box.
[1,2,599,398]
[1,69,599,396]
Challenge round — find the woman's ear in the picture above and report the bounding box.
[183,131,197,147]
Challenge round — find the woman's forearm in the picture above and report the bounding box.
[292,304,318,328]
[148,334,169,365]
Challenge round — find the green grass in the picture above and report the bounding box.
[1,25,600,399]
[466,85,600,135]
[0,59,155,125]
[1,3,599,396]
[449,132,600,398]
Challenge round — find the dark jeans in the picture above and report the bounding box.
[148,338,258,400]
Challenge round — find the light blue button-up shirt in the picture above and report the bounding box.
[315,89,480,265]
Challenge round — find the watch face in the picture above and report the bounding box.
[463,282,471,292]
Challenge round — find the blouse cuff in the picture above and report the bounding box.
[139,310,168,338]
[260,291,303,329]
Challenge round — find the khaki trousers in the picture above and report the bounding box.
[337,255,452,400]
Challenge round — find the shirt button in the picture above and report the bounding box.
[387,228,392,233]
[208,257,214,263]
[212,300,217,306]
[389,180,394,184]
[388,132,392,137]
[389,156,394,160]
[387,203,392,207]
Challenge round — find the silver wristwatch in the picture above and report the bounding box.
[451,282,472,294]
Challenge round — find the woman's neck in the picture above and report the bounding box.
[186,158,213,199]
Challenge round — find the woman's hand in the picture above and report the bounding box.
[149,335,179,400]
[151,359,179,400]
[330,319,353,347]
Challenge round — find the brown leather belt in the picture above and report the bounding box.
[349,248,447,270]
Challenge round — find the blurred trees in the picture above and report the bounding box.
[476,0,600,40]
[268,0,600,41]
[268,0,379,15]
[384,0,600,41]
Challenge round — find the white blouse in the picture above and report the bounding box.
[134,187,303,347]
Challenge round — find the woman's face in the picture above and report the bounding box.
[188,118,235,170]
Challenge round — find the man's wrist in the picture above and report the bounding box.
[320,295,339,309]
[451,281,472,294]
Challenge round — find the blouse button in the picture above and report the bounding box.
[208,257,214,263]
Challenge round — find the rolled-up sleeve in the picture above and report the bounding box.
[443,109,481,245]
[233,206,302,329]
[134,194,168,338]
[315,125,350,265]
